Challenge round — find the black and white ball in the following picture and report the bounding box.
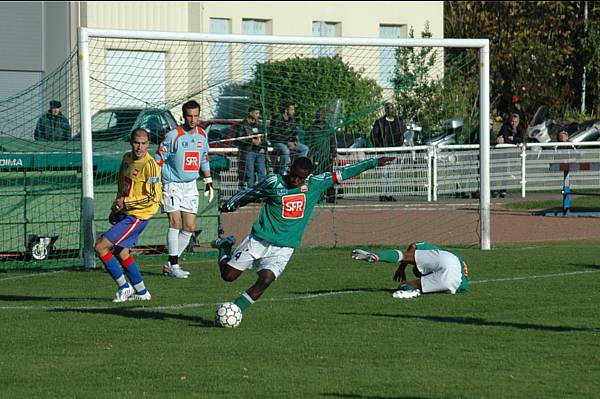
[215,302,243,328]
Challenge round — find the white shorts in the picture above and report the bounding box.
[161,181,199,214]
[415,249,462,294]
[227,235,294,279]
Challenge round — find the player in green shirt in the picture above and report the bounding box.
[213,156,395,312]
[351,242,470,298]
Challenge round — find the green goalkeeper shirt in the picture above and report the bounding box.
[223,158,378,248]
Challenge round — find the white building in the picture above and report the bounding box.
[0,1,443,99]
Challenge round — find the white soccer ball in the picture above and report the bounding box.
[214,302,243,328]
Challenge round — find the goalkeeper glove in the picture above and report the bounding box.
[204,176,214,203]
[351,249,379,263]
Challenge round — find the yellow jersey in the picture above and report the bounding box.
[117,151,162,221]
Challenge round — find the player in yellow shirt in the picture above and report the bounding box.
[95,128,162,302]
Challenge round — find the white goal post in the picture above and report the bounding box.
[77,27,490,267]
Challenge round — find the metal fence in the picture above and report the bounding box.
[211,142,600,200]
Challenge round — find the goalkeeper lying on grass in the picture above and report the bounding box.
[352,242,470,298]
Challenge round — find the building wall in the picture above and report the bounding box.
[0,1,71,99]
[81,2,443,38]
[198,2,443,38]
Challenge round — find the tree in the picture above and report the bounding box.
[245,56,383,135]
[445,1,596,119]
[392,22,480,143]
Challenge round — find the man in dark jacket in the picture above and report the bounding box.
[496,113,525,145]
[370,102,404,202]
[34,100,72,141]
[370,102,404,148]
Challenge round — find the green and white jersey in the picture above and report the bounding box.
[224,158,378,248]
[414,241,470,293]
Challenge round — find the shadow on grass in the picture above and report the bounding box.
[292,287,394,295]
[341,313,599,333]
[51,307,216,328]
[322,393,435,399]
[569,263,600,270]
[0,294,105,302]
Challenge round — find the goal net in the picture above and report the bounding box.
[0,28,490,270]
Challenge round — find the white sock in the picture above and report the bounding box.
[177,230,193,256]
[167,228,179,256]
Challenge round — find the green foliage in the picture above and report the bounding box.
[445,1,598,119]
[392,22,480,143]
[245,56,383,135]
[583,3,600,116]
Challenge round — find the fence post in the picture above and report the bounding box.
[432,146,439,201]
[521,145,527,198]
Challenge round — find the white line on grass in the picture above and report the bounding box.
[470,269,599,284]
[0,270,65,282]
[0,269,598,311]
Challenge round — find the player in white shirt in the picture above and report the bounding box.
[155,100,214,278]
[352,242,470,298]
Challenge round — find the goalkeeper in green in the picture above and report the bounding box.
[351,242,470,298]
[213,156,395,311]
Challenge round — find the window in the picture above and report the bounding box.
[312,21,339,58]
[379,25,403,88]
[209,18,231,99]
[242,19,268,81]
[106,50,165,107]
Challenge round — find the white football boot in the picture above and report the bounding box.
[112,285,134,303]
[351,249,379,263]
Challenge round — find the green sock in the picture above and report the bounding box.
[376,249,403,263]
[234,292,254,311]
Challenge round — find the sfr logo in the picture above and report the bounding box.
[282,194,306,219]
[183,151,200,171]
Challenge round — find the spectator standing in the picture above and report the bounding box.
[493,113,525,198]
[496,113,525,145]
[34,100,72,141]
[370,102,404,202]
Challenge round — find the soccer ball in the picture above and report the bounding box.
[214,302,243,328]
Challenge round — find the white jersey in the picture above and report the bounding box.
[155,126,210,184]
[415,249,463,294]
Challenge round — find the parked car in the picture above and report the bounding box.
[199,119,242,148]
[76,107,178,144]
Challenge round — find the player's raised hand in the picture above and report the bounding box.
[377,157,395,167]
[204,177,214,203]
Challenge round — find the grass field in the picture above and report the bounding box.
[502,194,600,211]
[1,242,599,398]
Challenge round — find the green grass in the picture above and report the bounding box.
[1,242,599,398]
[502,195,600,211]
